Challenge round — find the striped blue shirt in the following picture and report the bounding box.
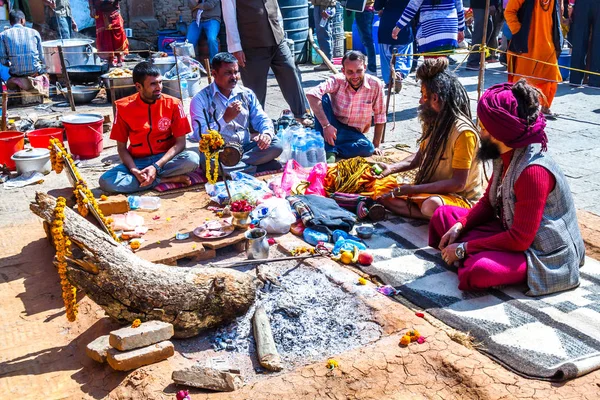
[0,24,46,77]
[395,0,465,53]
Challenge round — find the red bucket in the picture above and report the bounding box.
[62,114,104,159]
[0,131,25,170]
[28,128,64,149]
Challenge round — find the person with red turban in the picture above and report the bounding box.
[428,80,584,296]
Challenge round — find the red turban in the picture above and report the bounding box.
[477,83,548,151]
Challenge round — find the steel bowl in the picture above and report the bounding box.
[356,224,374,239]
[59,84,100,104]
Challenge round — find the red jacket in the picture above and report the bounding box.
[110,93,191,158]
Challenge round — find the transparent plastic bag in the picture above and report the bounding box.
[205,172,271,205]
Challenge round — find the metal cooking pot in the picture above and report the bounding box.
[170,41,195,58]
[11,148,51,175]
[42,39,97,75]
[57,83,100,104]
[66,64,108,84]
[151,56,177,75]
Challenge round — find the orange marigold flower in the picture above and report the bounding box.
[131,319,142,328]
[399,335,411,346]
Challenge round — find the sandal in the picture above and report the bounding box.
[541,107,558,120]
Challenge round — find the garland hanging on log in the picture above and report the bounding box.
[52,196,78,321]
[49,139,119,242]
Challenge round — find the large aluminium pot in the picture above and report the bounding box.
[42,39,97,75]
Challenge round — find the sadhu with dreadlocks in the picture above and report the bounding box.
[376,58,484,219]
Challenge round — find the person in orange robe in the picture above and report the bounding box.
[505,0,562,116]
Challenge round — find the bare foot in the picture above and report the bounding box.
[161,175,192,186]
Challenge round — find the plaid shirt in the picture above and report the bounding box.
[306,74,386,133]
[0,24,46,77]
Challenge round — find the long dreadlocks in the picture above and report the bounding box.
[414,58,471,185]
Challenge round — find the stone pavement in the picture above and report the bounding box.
[2,53,599,224]
[285,57,600,215]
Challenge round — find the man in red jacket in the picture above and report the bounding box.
[99,62,199,193]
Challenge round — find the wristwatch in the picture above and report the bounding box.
[455,242,466,260]
[151,162,162,174]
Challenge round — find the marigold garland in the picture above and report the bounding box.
[199,129,225,184]
[52,197,78,322]
[49,139,119,242]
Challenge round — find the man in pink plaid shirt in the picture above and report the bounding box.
[307,51,385,162]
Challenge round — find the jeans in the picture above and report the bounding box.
[355,11,377,73]
[99,150,200,193]
[379,43,413,85]
[187,19,220,62]
[313,6,333,61]
[50,16,73,39]
[314,95,375,159]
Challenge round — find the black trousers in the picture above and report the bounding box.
[240,42,309,118]
[569,0,600,86]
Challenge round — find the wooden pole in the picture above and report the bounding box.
[109,78,117,118]
[58,46,76,112]
[1,92,7,131]
[307,28,339,74]
[382,51,398,143]
[253,306,283,371]
[173,50,184,102]
[476,0,491,106]
[204,59,212,84]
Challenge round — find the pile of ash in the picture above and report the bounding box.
[207,260,382,369]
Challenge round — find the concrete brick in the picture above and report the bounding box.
[172,365,243,392]
[107,340,174,371]
[86,335,110,363]
[109,320,174,351]
[96,194,129,215]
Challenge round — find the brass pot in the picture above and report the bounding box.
[231,211,251,230]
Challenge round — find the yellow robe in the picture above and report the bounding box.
[505,0,562,108]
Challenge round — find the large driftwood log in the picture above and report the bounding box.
[31,192,256,338]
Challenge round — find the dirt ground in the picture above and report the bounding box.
[2,66,600,399]
[2,221,600,400]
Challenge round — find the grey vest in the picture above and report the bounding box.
[489,145,585,296]
[236,0,284,49]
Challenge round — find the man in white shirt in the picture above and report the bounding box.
[221,0,311,125]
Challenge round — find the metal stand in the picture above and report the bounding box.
[58,46,76,111]
[1,92,7,131]
[218,160,233,203]
[173,51,184,102]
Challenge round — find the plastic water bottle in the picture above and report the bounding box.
[180,78,188,99]
[319,6,335,28]
[292,130,308,167]
[128,196,161,211]
[312,130,326,164]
